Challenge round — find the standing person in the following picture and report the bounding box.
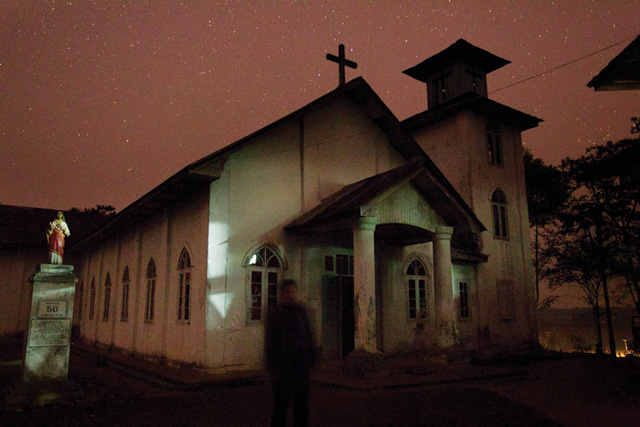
[46,211,70,264]
[265,279,316,427]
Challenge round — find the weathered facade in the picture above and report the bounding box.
[71,40,541,369]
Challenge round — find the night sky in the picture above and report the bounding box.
[1,1,638,211]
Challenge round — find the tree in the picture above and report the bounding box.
[539,120,640,356]
[66,205,117,244]
[575,134,640,316]
[543,220,606,353]
[523,149,569,304]
[549,136,639,356]
[71,205,116,216]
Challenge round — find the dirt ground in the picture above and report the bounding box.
[1,350,640,426]
[477,355,640,427]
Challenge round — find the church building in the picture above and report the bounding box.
[72,40,541,369]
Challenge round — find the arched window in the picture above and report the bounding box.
[145,259,156,322]
[487,122,503,165]
[459,280,470,319]
[247,245,283,322]
[89,277,96,320]
[177,249,192,324]
[491,189,508,239]
[121,266,130,322]
[406,259,427,319]
[103,273,111,321]
[433,69,451,106]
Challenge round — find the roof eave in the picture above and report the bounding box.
[402,93,542,132]
[587,34,640,91]
[403,39,511,82]
[70,164,221,252]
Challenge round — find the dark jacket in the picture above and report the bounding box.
[265,302,316,377]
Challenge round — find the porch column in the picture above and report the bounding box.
[352,216,377,353]
[433,225,455,347]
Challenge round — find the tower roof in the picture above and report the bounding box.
[403,39,510,83]
[401,92,542,132]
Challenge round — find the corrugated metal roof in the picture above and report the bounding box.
[285,160,485,236]
[286,161,426,230]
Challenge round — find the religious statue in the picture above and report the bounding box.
[46,211,70,264]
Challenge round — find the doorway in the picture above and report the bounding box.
[322,276,355,359]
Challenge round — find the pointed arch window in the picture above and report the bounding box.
[487,122,503,166]
[177,249,192,324]
[459,281,470,319]
[103,272,112,321]
[491,189,509,239]
[89,277,96,320]
[121,266,130,322]
[247,246,283,323]
[406,259,427,319]
[145,259,156,322]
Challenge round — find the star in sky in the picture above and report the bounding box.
[0,0,637,210]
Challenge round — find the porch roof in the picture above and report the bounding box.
[285,160,486,239]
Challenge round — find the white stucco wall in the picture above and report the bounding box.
[410,109,538,348]
[378,243,435,353]
[164,190,210,364]
[78,189,210,365]
[111,229,138,352]
[74,90,538,369]
[203,97,413,368]
[303,98,406,209]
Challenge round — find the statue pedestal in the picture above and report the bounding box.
[23,264,77,382]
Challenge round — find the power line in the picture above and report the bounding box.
[489,35,637,94]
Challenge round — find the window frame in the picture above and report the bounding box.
[89,277,96,320]
[458,280,471,320]
[491,189,509,240]
[432,69,452,106]
[145,259,156,323]
[405,258,428,320]
[177,249,192,325]
[324,253,354,275]
[246,245,283,324]
[102,272,111,321]
[486,122,503,166]
[121,266,130,322]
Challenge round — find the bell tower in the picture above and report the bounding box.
[403,39,510,109]
[401,39,542,351]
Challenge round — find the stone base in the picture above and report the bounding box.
[24,264,77,383]
[32,264,76,282]
[343,349,390,379]
[2,379,84,412]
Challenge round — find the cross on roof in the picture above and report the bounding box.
[326,44,358,86]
